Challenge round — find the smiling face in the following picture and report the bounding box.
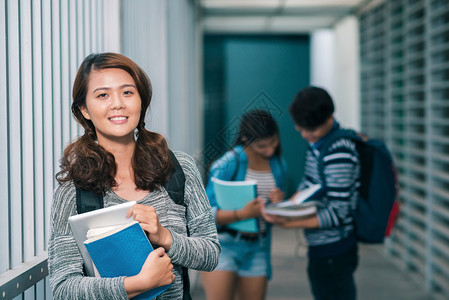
[80,68,142,145]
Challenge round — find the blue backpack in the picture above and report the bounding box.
[318,129,397,243]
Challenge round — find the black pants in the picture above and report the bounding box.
[307,247,358,300]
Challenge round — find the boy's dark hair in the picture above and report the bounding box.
[289,86,335,130]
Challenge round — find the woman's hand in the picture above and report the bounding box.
[127,204,172,251]
[239,197,263,219]
[139,247,174,287]
[124,247,174,298]
[268,188,284,203]
[216,197,263,225]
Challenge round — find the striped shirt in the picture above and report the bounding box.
[299,137,360,251]
[245,168,276,233]
[48,151,220,300]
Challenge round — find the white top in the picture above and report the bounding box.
[245,168,276,233]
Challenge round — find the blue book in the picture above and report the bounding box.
[84,221,170,299]
[211,177,258,233]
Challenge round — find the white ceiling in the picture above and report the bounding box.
[200,0,371,34]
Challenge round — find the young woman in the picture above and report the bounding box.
[201,109,287,300]
[48,52,220,300]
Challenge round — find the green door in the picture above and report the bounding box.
[203,35,310,196]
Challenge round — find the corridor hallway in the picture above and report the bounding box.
[191,226,437,300]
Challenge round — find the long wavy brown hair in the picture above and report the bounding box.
[56,52,173,194]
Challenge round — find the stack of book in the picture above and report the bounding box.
[68,202,171,299]
[264,184,321,219]
[264,200,317,219]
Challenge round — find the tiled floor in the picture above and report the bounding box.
[190,226,439,300]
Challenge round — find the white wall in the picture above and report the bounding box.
[334,16,360,130]
[121,0,169,138]
[103,0,121,53]
[167,0,203,156]
[310,16,360,130]
[121,0,203,156]
[310,29,336,95]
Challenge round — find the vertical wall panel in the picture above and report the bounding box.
[427,0,449,295]
[423,0,434,291]
[8,0,24,269]
[51,0,62,182]
[69,0,79,139]
[103,0,120,53]
[406,0,427,282]
[35,281,44,300]
[60,0,71,148]
[168,0,202,156]
[167,0,189,151]
[359,0,449,297]
[21,0,36,264]
[89,1,97,51]
[90,0,97,52]
[19,5,39,297]
[0,0,10,274]
[41,0,54,249]
[384,0,407,264]
[83,0,91,54]
[76,0,84,74]
[98,0,104,51]
[32,0,45,256]
[359,3,386,140]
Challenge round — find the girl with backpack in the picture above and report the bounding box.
[48,52,220,299]
[201,109,287,300]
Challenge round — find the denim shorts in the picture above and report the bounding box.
[215,232,268,277]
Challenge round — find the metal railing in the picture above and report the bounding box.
[0,253,48,299]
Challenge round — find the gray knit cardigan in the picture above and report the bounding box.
[48,151,220,299]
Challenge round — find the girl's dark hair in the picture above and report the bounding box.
[204,109,281,183]
[289,86,335,130]
[56,52,172,194]
[233,109,281,157]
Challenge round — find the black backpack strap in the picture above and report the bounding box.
[164,150,186,206]
[181,269,192,300]
[163,151,191,299]
[75,187,103,276]
[75,187,104,214]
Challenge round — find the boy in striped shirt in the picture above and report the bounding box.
[264,86,360,300]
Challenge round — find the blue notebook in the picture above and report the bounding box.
[211,177,258,233]
[84,221,170,299]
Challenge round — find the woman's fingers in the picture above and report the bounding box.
[139,247,174,289]
[127,204,173,250]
